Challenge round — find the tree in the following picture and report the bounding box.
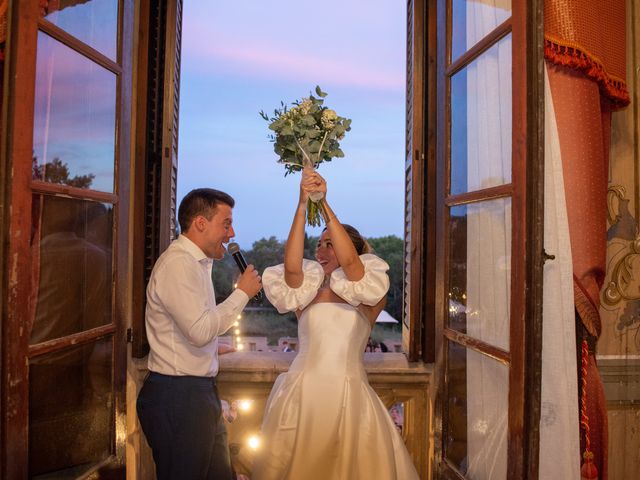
[212,233,404,322]
[32,156,95,189]
[368,235,403,322]
[245,236,284,274]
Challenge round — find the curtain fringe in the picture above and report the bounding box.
[545,38,630,109]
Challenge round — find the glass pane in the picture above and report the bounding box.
[389,402,406,435]
[445,342,508,479]
[30,195,113,345]
[29,337,114,478]
[450,34,511,195]
[451,0,511,62]
[448,198,511,351]
[33,32,117,193]
[40,0,118,60]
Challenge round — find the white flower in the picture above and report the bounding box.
[299,99,313,115]
[321,109,337,129]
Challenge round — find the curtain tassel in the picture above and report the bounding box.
[581,451,598,479]
[580,339,598,480]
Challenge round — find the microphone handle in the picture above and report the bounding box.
[231,252,248,272]
[231,252,263,301]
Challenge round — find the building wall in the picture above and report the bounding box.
[600,1,640,478]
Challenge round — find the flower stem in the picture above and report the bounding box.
[294,136,313,166]
[306,199,322,226]
[316,131,328,164]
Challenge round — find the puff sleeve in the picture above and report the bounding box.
[262,260,325,313]
[329,254,390,307]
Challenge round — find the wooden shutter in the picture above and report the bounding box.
[132,0,183,358]
[404,0,426,361]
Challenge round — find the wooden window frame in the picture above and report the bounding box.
[431,0,545,478]
[0,0,133,477]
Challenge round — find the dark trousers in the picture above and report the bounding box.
[136,372,233,480]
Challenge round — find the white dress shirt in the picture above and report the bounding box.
[145,234,249,377]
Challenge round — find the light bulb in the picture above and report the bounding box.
[247,435,260,450]
[238,399,252,412]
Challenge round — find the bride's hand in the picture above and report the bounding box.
[298,168,312,206]
[302,168,327,198]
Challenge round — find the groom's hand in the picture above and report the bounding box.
[237,265,262,298]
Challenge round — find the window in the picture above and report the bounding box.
[434,0,545,477]
[125,3,546,475]
[1,0,134,477]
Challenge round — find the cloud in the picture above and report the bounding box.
[181,18,404,92]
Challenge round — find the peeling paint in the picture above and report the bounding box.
[9,251,18,285]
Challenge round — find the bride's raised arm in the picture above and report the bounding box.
[308,172,365,282]
[283,170,313,288]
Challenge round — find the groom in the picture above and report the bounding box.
[137,188,262,480]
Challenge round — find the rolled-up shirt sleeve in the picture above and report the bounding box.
[152,256,249,348]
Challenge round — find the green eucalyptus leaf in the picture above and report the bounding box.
[315,85,328,98]
[301,115,316,126]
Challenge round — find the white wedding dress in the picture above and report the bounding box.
[252,255,420,480]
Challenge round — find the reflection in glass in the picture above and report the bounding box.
[30,195,113,345]
[450,35,511,195]
[33,32,116,193]
[451,0,511,62]
[445,342,508,478]
[40,0,118,60]
[29,337,113,478]
[448,199,511,351]
[388,402,405,435]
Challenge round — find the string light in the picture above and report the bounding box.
[233,321,239,327]
[237,344,244,350]
[237,399,253,412]
[247,435,261,450]
[235,329,241,335]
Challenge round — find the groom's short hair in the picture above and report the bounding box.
[178,188,235,233]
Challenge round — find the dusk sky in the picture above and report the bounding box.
[177,1,406,248]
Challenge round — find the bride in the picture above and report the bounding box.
[252,170,419,479]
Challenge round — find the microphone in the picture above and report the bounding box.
[227,242,263,301]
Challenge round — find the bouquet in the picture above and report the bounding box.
[260,86,351,226]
